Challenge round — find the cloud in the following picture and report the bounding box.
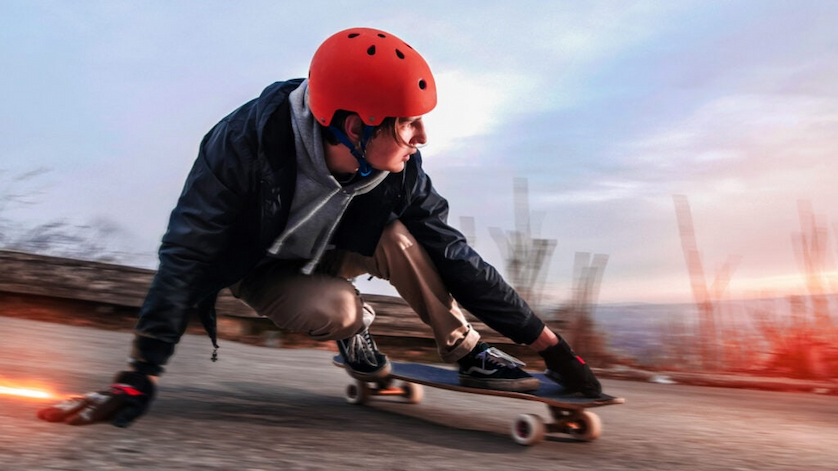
[422,69,521,161]
[416,1,702,164]
[612,92,838,196]
[533,180,649,205]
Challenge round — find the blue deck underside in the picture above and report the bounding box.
[333,356,620,405]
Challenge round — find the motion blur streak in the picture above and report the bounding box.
[0,385,52,399]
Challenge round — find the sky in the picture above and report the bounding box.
[2,0,837,304]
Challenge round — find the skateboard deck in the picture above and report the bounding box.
[333,355,624,445]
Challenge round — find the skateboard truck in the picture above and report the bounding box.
[511,406,602,445]
[345,377,424,405]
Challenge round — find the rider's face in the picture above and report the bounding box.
[365,117,427,173]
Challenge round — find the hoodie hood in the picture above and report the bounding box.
[267,80,389,273]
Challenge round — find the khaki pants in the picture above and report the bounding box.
[235,220,480,363]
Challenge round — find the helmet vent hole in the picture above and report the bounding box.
[367,45,376,55]
[378,33,386,38]
[418,79,427,90]
[348,33,360,38]
[395,49,405,59]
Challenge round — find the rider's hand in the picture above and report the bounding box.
[37,371,155,428]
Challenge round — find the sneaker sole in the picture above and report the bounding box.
[345,360,392,381]
[458,375,540,393]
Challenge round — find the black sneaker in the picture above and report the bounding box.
[539,337,602,398]
[457,342,540,392]
[336,327,391,381]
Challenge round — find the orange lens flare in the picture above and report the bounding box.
[0,378,55,400]
[0,385,52,399]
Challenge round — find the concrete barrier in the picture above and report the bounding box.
[0,250,509,344]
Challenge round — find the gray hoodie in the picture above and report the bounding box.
[267,80,389,274]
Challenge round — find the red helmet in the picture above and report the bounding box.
[308,27,437,126]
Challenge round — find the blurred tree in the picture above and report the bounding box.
[673,194,740,371]
[489,178,556,308]
[485,177,611,364]
[0,167,51,244]
[1,167,142,266]
[5,219,129,263]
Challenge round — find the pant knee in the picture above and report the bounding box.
[375,220,419,279]
[379,220,415,250]
[304,289,366,340]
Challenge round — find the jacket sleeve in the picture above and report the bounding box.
[131,120,252,375]
[398,156,545,345]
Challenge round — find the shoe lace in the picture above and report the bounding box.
[475,347,526,370]
[342,329,379,367]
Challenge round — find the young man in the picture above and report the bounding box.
[37,27,601,428]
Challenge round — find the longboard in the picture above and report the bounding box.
[333,355,624,445]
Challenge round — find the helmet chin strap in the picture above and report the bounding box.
[328,125,375,177]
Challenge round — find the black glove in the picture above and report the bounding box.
[540,338,602,398]
[37,371,156,428]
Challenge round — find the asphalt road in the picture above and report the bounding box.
[2,317,836,470]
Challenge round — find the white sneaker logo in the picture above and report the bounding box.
[463,366,499,376]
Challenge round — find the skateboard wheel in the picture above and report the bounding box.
[511,414,545,446]
[565,411,601,441]
[345,380,371,405]
[401,382,423,404]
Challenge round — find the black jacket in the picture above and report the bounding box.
[131,80,544,375]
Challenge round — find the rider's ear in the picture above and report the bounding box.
[343,114,364,143]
